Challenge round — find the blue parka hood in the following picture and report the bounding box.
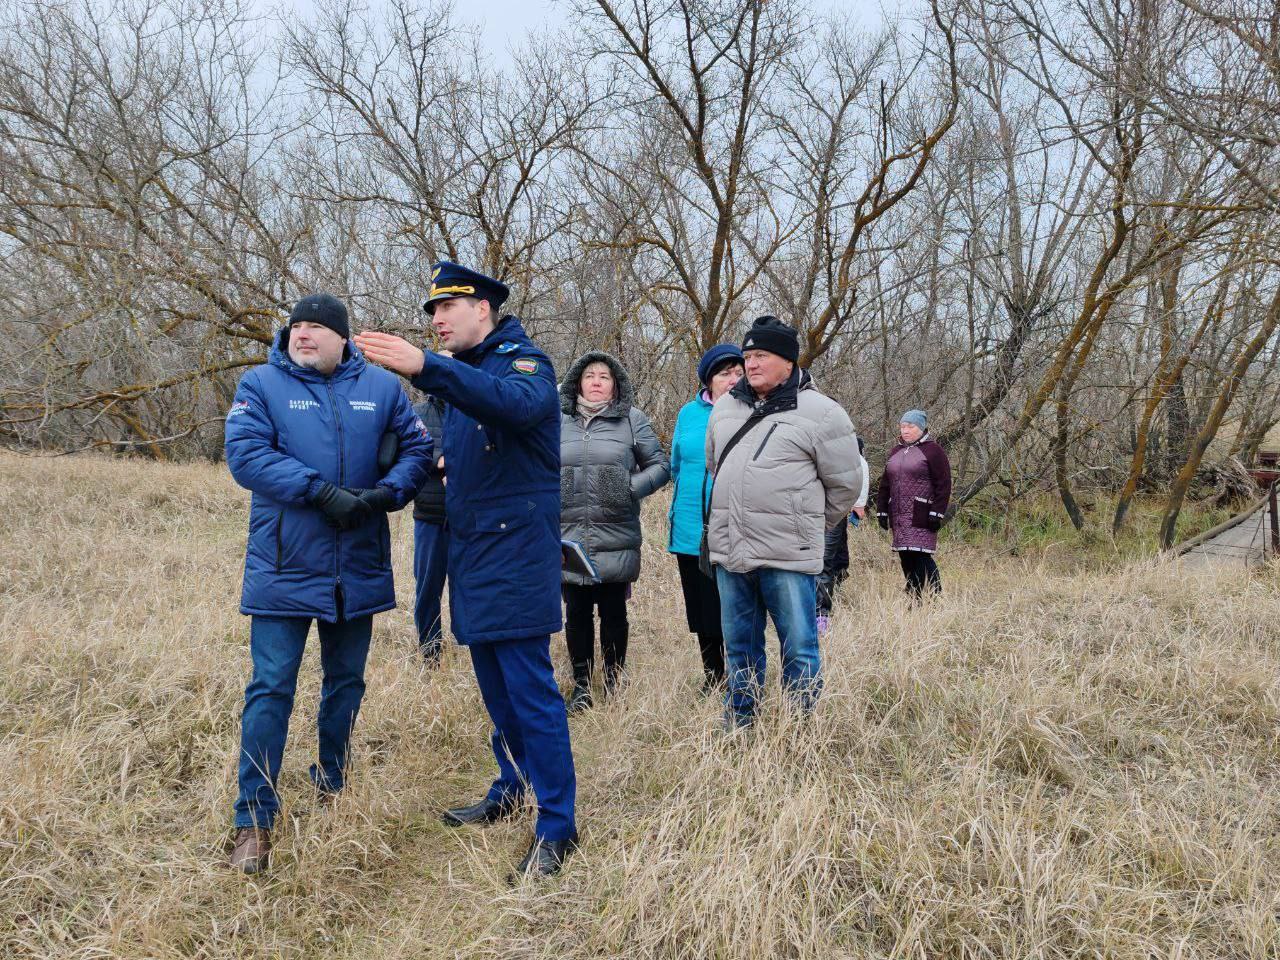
[268,326,365,382]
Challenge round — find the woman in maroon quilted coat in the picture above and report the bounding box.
[876,410,952,599]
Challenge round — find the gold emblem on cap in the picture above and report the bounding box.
[429,284,476,298]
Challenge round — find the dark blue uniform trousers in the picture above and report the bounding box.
[412,519,449,653]
[468,636,577,841]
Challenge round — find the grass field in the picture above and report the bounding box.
[2,451,1278,959]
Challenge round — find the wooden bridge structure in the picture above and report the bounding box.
[1174,453,1280,568]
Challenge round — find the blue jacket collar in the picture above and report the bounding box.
[455,315,530,366]
[269,327,366,382]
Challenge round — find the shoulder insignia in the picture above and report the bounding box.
[512,358,539,375]
[495,341,519,354]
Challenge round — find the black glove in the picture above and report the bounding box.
[309,481,373,530]
[877,513,890,531]
[351,486,398,513]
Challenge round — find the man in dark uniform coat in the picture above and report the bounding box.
[355,262,578,878]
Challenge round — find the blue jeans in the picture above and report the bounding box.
[716,567,822,725]
[413,519,449,654]
[468,636,577,841]
[234,613,373,829]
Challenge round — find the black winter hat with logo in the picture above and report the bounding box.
[741,315,799,363]
[289,293,350,340]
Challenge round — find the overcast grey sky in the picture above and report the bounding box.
[472,0,890,54]
[279,0,892,57]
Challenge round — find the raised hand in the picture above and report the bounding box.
[353,331,426,377]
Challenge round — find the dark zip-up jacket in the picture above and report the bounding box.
[412,395,447,523]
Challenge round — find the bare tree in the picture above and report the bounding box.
[2,0,1279,560]
[284,0,600,328]
[572,0,805,351]
[0,0,302,455]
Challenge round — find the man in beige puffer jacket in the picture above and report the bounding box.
[705,316,861,726]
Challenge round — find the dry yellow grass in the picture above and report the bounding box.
[2,450,1279,959]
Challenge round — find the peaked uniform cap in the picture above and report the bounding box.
[423,261,510,315]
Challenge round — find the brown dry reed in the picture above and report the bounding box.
[1,451,1278,959]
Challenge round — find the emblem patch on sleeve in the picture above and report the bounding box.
[512,358,539,374]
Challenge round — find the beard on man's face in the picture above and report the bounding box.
[294,353,339,374]
[288,337,344,374]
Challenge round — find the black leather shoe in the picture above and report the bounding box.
[511,833,579,881]
[440,797,519,828]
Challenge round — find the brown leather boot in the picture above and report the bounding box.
[229,827,271,874]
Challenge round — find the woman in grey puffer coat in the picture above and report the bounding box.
[559,351,670,711]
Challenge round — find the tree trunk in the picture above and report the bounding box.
[1163,376,1191,479]
[1159,285,1280,549]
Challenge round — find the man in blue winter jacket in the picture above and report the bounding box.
[355,262,578,879]
[224,293,430,874]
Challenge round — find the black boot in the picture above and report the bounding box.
[420,636,443,667]
[510,833,579,881]
[603,662,624,698]
[566,661,593,714]
[696,631,725,691]
[440,796,520,828]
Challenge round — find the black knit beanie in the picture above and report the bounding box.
[742,315,799,363]
[289,293,350,340]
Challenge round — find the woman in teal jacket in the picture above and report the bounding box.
[668,344,744,691]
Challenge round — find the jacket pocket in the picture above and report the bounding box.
[786,491,823,556]
[787,492,808,552]
[751,423,780,462]
[911,497,944,530]
[275,513,284,573]
[472,502,535,535]
[788,493,803,543]
[594,465,634,518]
